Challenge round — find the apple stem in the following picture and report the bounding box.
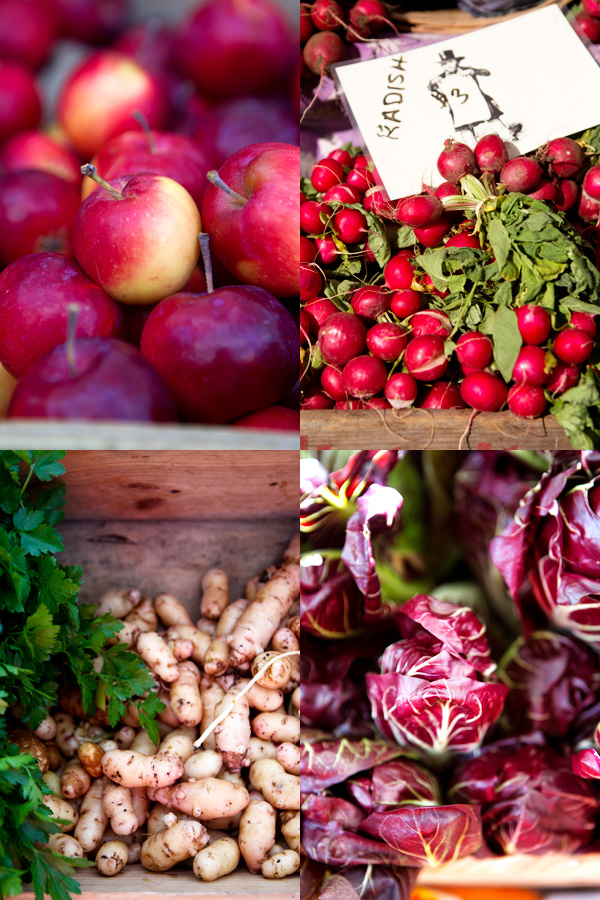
[207,170,248,206]
[198,233,214,293]
[66,303,79,378]
[132,109,157,153]
[80,164,124,200]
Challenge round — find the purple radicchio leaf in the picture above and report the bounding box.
[490,452,600,649]
[300,857,327,900]
[360,804,483,866]
[319,866,417,900]
[366,672,507,762]
[347,759,442,813]
[380,633,479,681]
[300,554,365,639]
[450,738,599,855]
[572,748,600,780]
[301,794,414,868]
[300,736,405,793]
[341,484,403,619]
[399,594,497,678]
[499,630,600,738]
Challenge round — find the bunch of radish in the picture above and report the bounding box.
[300,135,600,418]
[574,0,600,45]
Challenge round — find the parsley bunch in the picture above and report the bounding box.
[0,451,163,900]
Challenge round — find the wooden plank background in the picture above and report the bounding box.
[301,410,572,451]
[418,853,600,887]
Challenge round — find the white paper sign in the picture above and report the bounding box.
[333,5,600,200]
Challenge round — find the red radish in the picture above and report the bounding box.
[409,310,451,338]
[365,397,391,409]
[346,167,375,193]
[384,254,414,290]
[300,191,307,203]
[435,181,462,200]
[304,296,337,331]
[311,0,344,31]
[366,322,407,360]
[364,188,392,216]
[512,346,549,385]
[385,372,418,408]
[445,233,480,248]
[543,137,585,179]
[414,216,451,247]
[507,383,548,418]
[555,179,580,212]
[420,274,448,299]
[353,154,369,167]
[302,385,334,408]
[578,189,600,222]
[301,200,329,233]
[554,327,594,364]
[570,312,597,337]
[474,133,508,174]
[321,365,347,401]
[546,361,580,394]
[349,0,388,34]
[300,266,323,302]
[460,371,507,411]
[583,165,600,201]
[303,31,347,75]
[437,139,476,184]
[351,285,390,321]
[516,305,551,345]
[390,288,421,318]
[319,311,366,366]
[329,148,352,166]
[397,194,442,227]
[300,3,313,42]
[323,183,361,204]
[300,236,317,264]
[500,157,542,193]
[332,208,367,243]
[583,0,600,14]
[528,179,559,204]
[405,334,447,381]
[315,235,338,265]
[342,355,387,398]
[420,381,466,409]
[334,399,361,408]
[574,12,600,42]
[456,332,493,370]
[311,157,344,192]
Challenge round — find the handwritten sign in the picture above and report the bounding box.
[332,5,600,200]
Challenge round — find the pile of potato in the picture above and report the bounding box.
[10,535,300,881]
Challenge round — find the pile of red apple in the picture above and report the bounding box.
[0,0,300,429]
[300,138,600,417]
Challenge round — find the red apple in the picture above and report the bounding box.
[53,0,128,44]
[232,405,299,430]
[0,252,125,377]
[0,170,80,266]
[81,128,212,208]
[140,285,297,423]
[0,60,42,143]
[8,336,177,421]
[176,0,297,101]
[73,168,201,304]
[194,96,299,167]
[0,0,57,70]
[201,142,299,297]
[0,130,82,184]
[57,51,169,158]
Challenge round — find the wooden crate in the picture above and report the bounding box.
[0,422,299,451]
[17,449,299,899]
[418,853,600,888]
[301,409,571,451]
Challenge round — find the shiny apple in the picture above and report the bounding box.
[73,168,201,304]
[201,142,299,297]
[0,60,42,143]
[0,130,82,184]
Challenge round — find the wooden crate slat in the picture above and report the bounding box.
[57,450,298,521]
[16,866,299,898]
[301,409,571,451]
[0,421,299,451]
[418,853,600,887]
